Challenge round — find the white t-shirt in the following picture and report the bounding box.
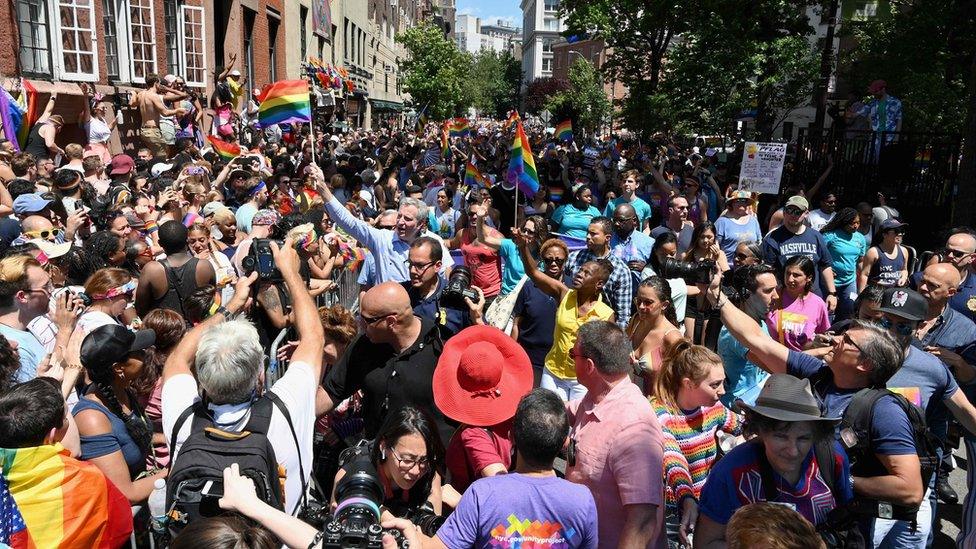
[76,310,119,335]
[806,209,835,232]
[162,361,316,514]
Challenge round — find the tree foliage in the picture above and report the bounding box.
[466,50,523,118]
[546,59,613,134]
[396,24,471,119]
[525,77,571,114]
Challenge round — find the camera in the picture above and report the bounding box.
[403,503,445,537]
[318,470,409,548]
[242,238,283,281]
[658,257,716,285]
[441,265,480,310]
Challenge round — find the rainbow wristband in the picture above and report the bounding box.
[144,221,159,233]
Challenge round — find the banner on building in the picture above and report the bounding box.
[312,0,332,39]
[739,142,787,194]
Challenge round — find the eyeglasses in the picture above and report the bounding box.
[840,333,864,355]
[542,256,566,265]
[522,227,536,235]
[24,228,63,240]
[946,248,970,258]
[26,282,54,297]
[360,311,394,325]
[389,446,429,470]
[785,207,805,216]
[878,316,916,337]
[405,259,436,274]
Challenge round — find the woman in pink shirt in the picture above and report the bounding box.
[448,199,502,302]
[766,255,830,351]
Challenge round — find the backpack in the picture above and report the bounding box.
[164,393,305,533]
[838,388,940,523]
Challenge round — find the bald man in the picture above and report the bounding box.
[917,230,976,323]
[320,281,454,444]
[20,215,61,242]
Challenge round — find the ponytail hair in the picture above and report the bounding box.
[654,340,723,409]
[84,351,152,458]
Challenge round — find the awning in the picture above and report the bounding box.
[370,99,403,112]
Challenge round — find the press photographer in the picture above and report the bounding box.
[403,236,486,340]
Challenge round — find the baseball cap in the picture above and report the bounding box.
[878,287,927,321]
[13,193,54,215]
[202,201,228,218]
[229,70,242,77]
[879,219,907,232]
[80,324,156,369]
[109,154,135,176]
[150,162,175,178]
[784,195,809,211]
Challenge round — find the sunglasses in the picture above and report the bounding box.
[542,256,566,265]
[361,311,394,325]
[945,248,969,258]
[784,207,805,216]
[25,228,63,240]
[878,316,916,337]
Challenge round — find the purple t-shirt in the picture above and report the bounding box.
[699,439,853,526]
[436,473,598,549]
[766,292,831,351]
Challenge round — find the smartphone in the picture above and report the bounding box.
[186,166,204,176]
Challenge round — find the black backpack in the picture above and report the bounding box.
[165,393,304,533]
[838,388,940,523]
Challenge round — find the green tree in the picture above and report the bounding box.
[467,50,523,118]
[547,59,612,134]
[396,24,471,119]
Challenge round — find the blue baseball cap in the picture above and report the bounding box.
[13,193,54,216]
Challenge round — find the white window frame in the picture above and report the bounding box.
[127,0,158,84]
[47,0,98,82]
[178,5,207,87]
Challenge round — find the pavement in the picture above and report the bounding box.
[935,445,969,548]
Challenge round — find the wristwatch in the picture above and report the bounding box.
[827,291,837,296]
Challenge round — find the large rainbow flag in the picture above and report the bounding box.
[257,79,311,127]
[448,118,470,138]
[506,121,540,198]
[465,160,490,189]
[15,80,38,150]
[555,119,573,142]
[207,135,241,160]
[0,444,133,548]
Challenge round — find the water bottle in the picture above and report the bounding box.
[148,478,168,533]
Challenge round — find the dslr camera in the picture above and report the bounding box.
[242,238,284,281]
[441,265,480,310]
[316,469,411,548]
[658,257,716,285]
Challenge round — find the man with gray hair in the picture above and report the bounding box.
[565,320,664,548]
[161,236,324,514]
[312,165,452,283]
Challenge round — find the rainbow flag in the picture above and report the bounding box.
[555,119,573,142]
[207,135,241,160]
[465,161,490,189]
[507,121,540,198]
[441,124,450,159]
[0,87,25,152]
[257,79,311,127]
[1,444,133,548]
[448,118,471,137]
[15,79,37,150]
[503,110,520,130]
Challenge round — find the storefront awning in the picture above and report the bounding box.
[370,99,404,112]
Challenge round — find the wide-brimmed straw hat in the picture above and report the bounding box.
[736,374,839,424]
[433,325,533,427]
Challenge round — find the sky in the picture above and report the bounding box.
[456,0,522,28]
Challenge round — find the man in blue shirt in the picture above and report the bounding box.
[401,237,484,340]
[609,203,654,274]
[761,195,838,310]
[0,255,55,382]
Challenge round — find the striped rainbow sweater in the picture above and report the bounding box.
[651,397,741,511]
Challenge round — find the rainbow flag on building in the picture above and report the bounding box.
[257,79,311,127]
[15,79,38,150]
[555,119,573,142]
[207,135,241,160]
[503,110,520,130]
[0,444,133,548]
[507,121,540,198]
[448,118,471,137]
[465,160,491,189]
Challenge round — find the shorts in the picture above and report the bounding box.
[159,120,177,145]
[140,126,165,156]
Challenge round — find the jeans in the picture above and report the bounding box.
[871,487,932,548]
[833,280,858,322]
[541,369,588,401]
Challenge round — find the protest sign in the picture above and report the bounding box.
[739,142,787,194]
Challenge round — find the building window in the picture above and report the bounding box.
[343,18,349,61]
[17,0,99,80]
[129,0,157,82]
[542,39,553,53]
[180,5,206,86]
[544,0,559,12]
[300,6,308,61]
[542,57,552,73]
[17,0,52,76]
[102,0,119,79]
[544,18,559,31]
[268,14,279,82]
[164,0,179,75]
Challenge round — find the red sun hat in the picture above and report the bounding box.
[433,325,533,427]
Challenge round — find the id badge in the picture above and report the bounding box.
[878,501,894,519]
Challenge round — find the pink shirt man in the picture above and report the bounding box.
[566,379,666,549]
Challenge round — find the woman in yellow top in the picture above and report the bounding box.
[515,229,615,401]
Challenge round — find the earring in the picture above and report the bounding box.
[380,448,386,460]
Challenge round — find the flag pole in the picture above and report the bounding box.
[306,76,317,166]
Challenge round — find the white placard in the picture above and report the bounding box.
[739,142,787,194]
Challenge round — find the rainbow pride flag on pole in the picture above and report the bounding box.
[207,135,241,160]
[507,121,540,198]
[465,160,491,189]
[15,79,38,150]
[257,80,311,127]
[448,118,471,138]
[503,110,520,130]
[555,119,573,142]
[441,123,450,159]
[0,444,133,548]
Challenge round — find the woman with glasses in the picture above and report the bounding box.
[332,405,445,520]
[732,241,762,269]
[715,190,762,265]
[767,256,830,352]
[858,219,909,290]
[77,268,137,334]
[512,238,566,387]
[821,208,868,321]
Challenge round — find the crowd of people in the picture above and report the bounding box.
[0,74,970,549]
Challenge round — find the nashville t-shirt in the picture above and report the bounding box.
[436,473,598,549]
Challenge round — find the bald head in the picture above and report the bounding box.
[21,215,54,234]
[613,202,636,218]
[919,262,962,309]
[946,233,976,272]
[926,263,961,288]
[361,282,411,318]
